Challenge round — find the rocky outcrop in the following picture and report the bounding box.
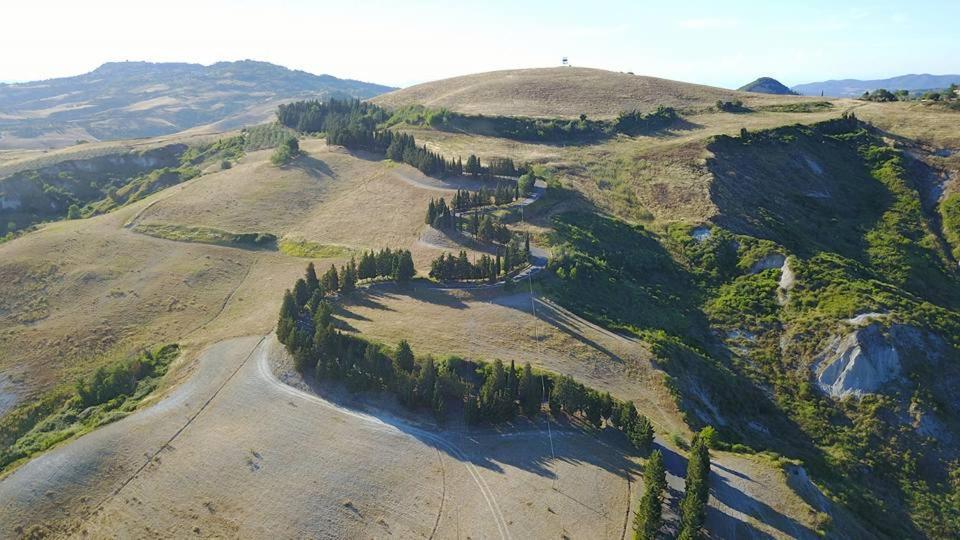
[777,256,794,305]
[691,226,712,242]
[813,323,950,399]
[748,253,785,274]
[813,324,903,399]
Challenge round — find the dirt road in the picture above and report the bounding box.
[0,335,632,539]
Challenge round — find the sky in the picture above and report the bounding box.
[2,0,958,89]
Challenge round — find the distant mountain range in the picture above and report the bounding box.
[0,60,394,148]
[793,74,960,97]
[737,77,797,95]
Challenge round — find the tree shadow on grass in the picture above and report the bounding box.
[289,154,336,178]
[304,377,822,540]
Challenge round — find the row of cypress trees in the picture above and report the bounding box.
[276,99,523,179]
[632,427,713,539]
[276,264,657,450]
[428,240,528,282]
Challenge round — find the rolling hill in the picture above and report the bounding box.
[738,77,797,95]
[0,60,394,149]
[373,67,811,119]
[3,61,960,539]
[793,73,960,97]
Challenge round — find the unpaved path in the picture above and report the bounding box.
[0,335,632,539]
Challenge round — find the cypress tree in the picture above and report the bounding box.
[633,450,667,540]
[395,340,415,372]
[518,362,540,416]
[305,262,320,292]
[293,278,310,308]
[395,250,415,283]
[277,289,297,343]
[678,433,711,540]
[629,415,655,452]
[322,264,339,292]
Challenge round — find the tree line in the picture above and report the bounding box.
[614,106,679,136]
[425,194,517,242]
[276,99,521,179]
[282,253,414,338]
[275,264,657,451]
[387,104,682,142]
[276,99,388,133]
[429,237,529,282]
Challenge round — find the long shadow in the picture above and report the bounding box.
[300,373,825,540]
[339,291,395,312]
[518,297,622,361]
[290,362,645,480]
[710,468,820,540]
[332,306,371,322]
[289,154,335,178]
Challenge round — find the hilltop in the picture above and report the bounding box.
[794,73,960,97]
[373,67,810,119]
[738,77,797,95]
[0,60,394,148]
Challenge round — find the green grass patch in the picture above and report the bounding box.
[278,239,353,259]
[0,345,180,474]
[134,222,277,249]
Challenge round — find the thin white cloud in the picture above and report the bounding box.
[679,17,740,30]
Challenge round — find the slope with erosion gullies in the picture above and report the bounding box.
[707,116,959,305]
[373,67,817,119]
[0,124,293,238]
[546,117,960,536]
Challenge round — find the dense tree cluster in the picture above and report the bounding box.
[615,106,679,136]
[276,265,657,446]
[429,237,529,281]
[426,186,519,233]
[276,99,524,179]
[425,197,456,230]
[551,375,654,450]
[270,135,300,165]
[678,430,712,539]
[277,99,388,133]
[859,88,899,102]
[356,248,415,283]
[715,100,749,113]
[75,345,181,408]
[278,257,414,342]
[388,104,683,142]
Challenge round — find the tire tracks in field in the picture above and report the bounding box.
[77,335,267,533]
[182,254,258,340]
[428,447,446,540]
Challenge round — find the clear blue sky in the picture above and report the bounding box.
[2,0,958,88]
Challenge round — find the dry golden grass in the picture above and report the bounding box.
[373,67,824,119]
[854,100,960,147]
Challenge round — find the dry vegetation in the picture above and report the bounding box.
[373,67,824,119]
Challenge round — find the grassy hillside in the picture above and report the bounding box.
[0,124,293,238]
[373,67,817,119]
